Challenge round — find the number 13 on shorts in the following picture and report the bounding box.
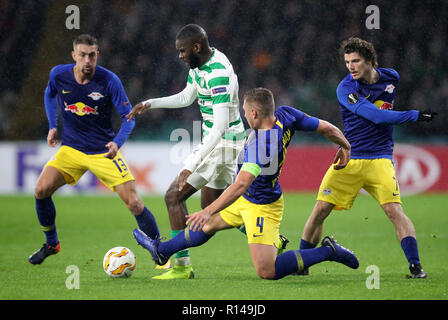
[113,158,128,173]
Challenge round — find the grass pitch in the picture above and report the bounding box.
[0,193,447,301]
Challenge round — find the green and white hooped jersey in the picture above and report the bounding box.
[187,48,245,141]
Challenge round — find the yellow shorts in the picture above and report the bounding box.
[220,195,284,247]
[45,145,135,191]
[317,158,401,210]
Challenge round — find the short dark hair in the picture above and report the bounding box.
[176,24,208,45]
[339,37,378,67]
[244,88,275,117]
[73,34,99,50]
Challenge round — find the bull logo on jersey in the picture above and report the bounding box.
[385,84,395,93]
[64,101,99,116]
[88,92,104,101]
[374,100,393,110]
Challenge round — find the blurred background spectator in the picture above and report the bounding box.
[1,0,446,143]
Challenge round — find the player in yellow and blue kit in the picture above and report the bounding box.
[300,37,437,278]
[28,34,160,265]
[133,88,359,280]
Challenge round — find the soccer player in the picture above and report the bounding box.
[133,88,359,280]
[126,24,247,279]
[299,37,437,278]
[28,34,160,265]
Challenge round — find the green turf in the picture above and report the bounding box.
[0,193,447,300]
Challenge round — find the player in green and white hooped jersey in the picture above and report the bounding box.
[127,24,246,279]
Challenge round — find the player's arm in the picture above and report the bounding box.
[186,167,258,232]
[44,68,59,147]
[316,120,351,169]
[283,106,351,169]
[106,74,136,158]
[337,83,419,124]
[126,74,197,121]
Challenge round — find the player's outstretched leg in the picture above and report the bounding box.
[133,227,213,279]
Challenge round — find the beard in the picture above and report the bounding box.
[188,52,201,69]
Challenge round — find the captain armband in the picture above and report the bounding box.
[240,162,261,178]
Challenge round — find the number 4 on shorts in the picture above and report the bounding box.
[256,217,264,233]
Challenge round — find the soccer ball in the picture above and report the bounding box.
[103,246,136,278]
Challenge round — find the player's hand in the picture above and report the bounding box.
[47,128,58,147]
[417,109,438,122]
[333,147,350,170]
[104,141,118,159]
[178,169,192,191]
[186,210,212,232]
[126,101,151,122]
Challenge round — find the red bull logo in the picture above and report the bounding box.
[88,91,104,101]
[385,84,395,93]
[373,100,393,110]
[64,102,99,116]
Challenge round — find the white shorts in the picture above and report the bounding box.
[186,139,244,190]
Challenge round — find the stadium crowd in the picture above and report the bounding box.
[1,0,446,141]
